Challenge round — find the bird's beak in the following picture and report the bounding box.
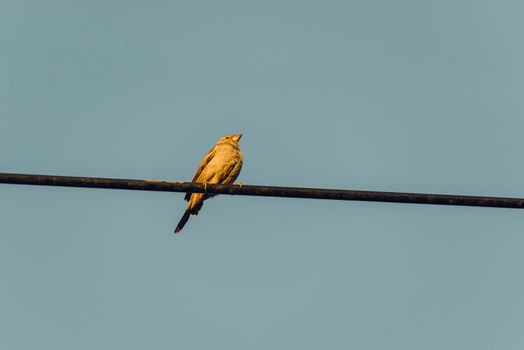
[233,134,242,141]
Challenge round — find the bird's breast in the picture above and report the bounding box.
[197,144,243,183]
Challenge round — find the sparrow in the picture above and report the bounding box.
[175,134,243,233]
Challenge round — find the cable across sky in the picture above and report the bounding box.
[1,172,523,209]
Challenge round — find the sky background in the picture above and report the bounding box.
[1,0,524,349]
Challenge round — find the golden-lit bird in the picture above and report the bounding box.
[175,134,243,233]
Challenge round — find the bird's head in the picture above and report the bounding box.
[218,134,242,143]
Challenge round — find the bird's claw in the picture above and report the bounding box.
[234,181,244,189]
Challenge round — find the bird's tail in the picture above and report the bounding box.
[174,209,191,233]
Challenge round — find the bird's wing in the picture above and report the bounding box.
[191,146,218,182]
[184,146,217,201]
[220,159,243,184]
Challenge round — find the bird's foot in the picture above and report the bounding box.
[234,181,244,189]
[203,182,208,192]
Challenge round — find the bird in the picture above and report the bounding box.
[175,134,244,233]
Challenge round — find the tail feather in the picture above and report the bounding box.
[174,209,191,233]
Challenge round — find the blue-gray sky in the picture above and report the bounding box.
[1,1,524,349]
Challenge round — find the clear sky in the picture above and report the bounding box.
[1,1,523,349]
